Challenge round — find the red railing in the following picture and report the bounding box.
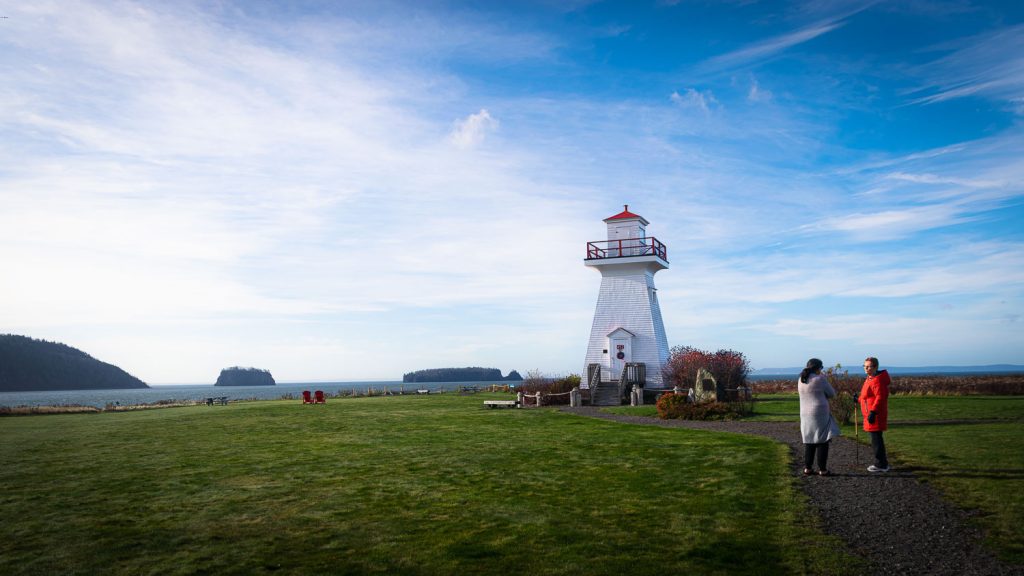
[586,237,667,261]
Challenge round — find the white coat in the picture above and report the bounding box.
[799,373,841,444]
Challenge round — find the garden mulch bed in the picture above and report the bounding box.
[559,406,1024,576]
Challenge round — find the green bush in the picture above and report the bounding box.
[656,393,743,421]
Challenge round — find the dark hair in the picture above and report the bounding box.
[865,357,879,369]
[799,358,824,384]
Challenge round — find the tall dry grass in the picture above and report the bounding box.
[754,373,1024,396]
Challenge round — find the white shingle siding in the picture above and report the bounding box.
[583,261,669,387]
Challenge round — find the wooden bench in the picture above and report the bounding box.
[483,400,518,409]
[205,396,229,406]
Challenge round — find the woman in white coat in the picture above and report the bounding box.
[798,358,841,476]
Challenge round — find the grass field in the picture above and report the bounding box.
[0,393,857,575]
[609,394,1024,562]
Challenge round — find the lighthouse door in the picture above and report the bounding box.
[608,329,633,379]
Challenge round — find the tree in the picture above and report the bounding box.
[662,345,750,390]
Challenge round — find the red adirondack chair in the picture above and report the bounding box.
[314,390,326,404]
[302,390,313,404]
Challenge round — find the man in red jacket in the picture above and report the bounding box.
[860,357,890,472]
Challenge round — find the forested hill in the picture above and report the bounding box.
[403,367,523,383]
[0,334,149,392]
[214,367,276,386]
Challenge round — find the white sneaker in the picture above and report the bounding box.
[867,465,890,473]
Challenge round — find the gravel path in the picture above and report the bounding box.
[559,406,1023,575]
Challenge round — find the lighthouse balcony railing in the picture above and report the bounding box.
[586,237,667,261]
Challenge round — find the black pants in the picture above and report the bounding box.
[870,431,889,468]
[804,441,830,471]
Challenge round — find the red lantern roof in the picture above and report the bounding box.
[603,204,648,224]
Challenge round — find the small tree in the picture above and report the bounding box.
[522,369,547,389]
[825,363,860,425]
[662,345,750,391]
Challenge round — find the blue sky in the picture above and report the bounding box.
[2,0,1022,383]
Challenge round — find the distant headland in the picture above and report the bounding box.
[0,334,149,392]
[215,367,276,386]
[403,367,523,383]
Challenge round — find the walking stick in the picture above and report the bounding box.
[854,401,860,467]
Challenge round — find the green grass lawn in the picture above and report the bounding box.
[886,422,1024,562]
[608,394,1024,563]
[0,394,856,575]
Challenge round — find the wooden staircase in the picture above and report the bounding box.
[586,363,647,406]
[590,380,622,406]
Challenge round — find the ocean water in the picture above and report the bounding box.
[5,372,1016,408]
[0,381,510,408]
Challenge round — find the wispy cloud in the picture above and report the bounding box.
[1,0,1022,379]
[747,77,773,102]
[883,171,1005,188]
[0,1,598,380]
[907,23,1024,110]
[701,19,845,72]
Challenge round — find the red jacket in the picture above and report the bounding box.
[860,369,890,432]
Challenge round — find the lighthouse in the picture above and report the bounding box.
[583,205,670,404]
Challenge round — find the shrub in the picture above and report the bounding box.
[656,392,689,419]
[662,346,750,391]
[825,364,860,425]
[655,393,744,421]
[516,372,581,405]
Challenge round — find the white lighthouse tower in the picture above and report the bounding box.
[583,205,670,404]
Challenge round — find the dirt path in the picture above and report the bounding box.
[559,406,1023,576]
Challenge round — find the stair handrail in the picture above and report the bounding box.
[587,364,602,405]
[617,364,629,403]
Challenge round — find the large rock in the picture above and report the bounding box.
[214,367,276,386]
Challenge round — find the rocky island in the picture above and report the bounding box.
[215,367,276,386]
[0,334,149,392]
[402,367,522,383]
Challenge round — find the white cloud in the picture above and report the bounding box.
[702,19,845,72]
[747,77,773,102]
[448,109,500,149]
[883,171,1005,188]
[670,88,718,113]
[820,205,968,240]
[1,1,1022,380]
[908,23,1024,110]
